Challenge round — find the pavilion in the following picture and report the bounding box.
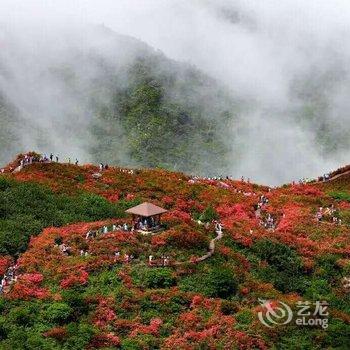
[126,202,167,233]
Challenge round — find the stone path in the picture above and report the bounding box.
[190,226,223,263]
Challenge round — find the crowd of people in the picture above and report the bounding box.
[189,175,251,183]
[52,224,137,264]
[0,264,18,294]
[255,195,269,219]
[316,206,342,225]
[134,217,160,231]
[261,213,276,230]
[99,163,109,171]
[254,195,276,230]
[11,152,140,177]
[85,223,131,241]
[115,252,134,263]
[148,254,171,267]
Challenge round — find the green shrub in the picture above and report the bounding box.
[44,303,72,324]
[220,300,239,315]
[329,191,350,202]
[205,267,238,298]
[0,180,126,257]
[236,309,254,325]
[199,205,218,223]
[253,239,302,273]
[143,268,176,289]
[180,266,238,299]
[253,239,307,293]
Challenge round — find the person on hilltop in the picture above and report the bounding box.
[50,153,54,162]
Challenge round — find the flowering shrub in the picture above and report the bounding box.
[0,256,12,275]
[60,269,89,289]
[165,225,209,250]
[130,318,163,337]
[44,327,67,341]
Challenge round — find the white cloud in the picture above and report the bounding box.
[1,0,350,183]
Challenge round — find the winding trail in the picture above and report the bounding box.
[188,226,223,264]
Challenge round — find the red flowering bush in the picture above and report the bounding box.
[21,273,44,284]
[277,204,308,232]
[163,209,192,225]
[44,327,67,341]
[90,333,120,348]
[165,225,209,250]
[130,318,163,337]
[60,269,89,289]
[290,184,323,196]
[9,272,49,300]
[93,298,117,328]
[0,256,12,275]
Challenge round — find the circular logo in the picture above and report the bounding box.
[258,298,293,327]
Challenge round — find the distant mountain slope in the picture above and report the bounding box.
[90,55,238,174]
[0,25,240,175]
[0,93,23,162]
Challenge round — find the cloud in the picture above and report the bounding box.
[1,0,350,184]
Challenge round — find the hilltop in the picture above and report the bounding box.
[0,153,349,349]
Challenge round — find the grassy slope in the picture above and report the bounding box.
[0,158,349,349]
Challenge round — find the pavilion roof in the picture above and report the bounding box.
[125,202,168,217]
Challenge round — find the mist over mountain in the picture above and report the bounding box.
[1,1,350,184]
[0,25,239,176]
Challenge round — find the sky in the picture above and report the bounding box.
[1,0,350,184]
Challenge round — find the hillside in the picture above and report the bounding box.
[0,153,349,349]
[0,25,239,176]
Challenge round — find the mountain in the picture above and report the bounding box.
[0,153,349,349]
[0,94,23,162]
[0,25,240,176]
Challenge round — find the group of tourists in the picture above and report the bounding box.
[148,255,170,267]
[20,154,40,166]
[0,264,18,294]
[54,224,135,261]
[257,195,269,209]
[261,213,276,230]
[119,168,134,175]
[189,174,251,183]
[99,163,109,171]
[134,217,159,231]
[255,195,269,219]
[8,153,80,173]
[58,243,71,256]
[85,223,130,240]
[321,173,331,182]
[298,178,312,184]
[316,206,342,225]
[254,195,276,230]
[114,251,134,263]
